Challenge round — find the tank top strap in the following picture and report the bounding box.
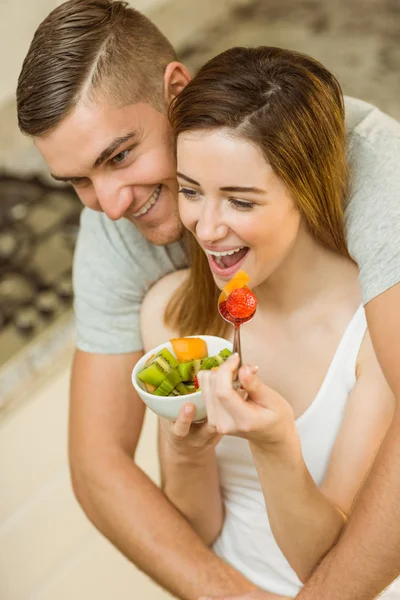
[339,304,368,390]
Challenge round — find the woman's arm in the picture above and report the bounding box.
[141,270,224,545]
[296,283,400,599]
[158,421,224,545]
[251,446,346,584]
[198,344,394,584]
[251,329,394,583]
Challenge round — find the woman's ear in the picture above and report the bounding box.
[164,62,191,105]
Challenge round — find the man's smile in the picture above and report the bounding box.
[130,184,162,218]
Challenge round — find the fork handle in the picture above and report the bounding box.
[232,324,242,390]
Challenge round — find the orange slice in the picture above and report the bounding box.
[144,382,157,393]
[170,337,208,362]
[222,270,250,297]
[144,353,155,366]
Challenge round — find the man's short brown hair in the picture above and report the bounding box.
[17,0,177,136]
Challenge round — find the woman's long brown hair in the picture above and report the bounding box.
[166,46,349,337]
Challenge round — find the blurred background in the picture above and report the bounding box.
[0,0,399,598]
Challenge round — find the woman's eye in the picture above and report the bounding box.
[230,198,256,211]
[178,187,201,200]
[111,149,130,165]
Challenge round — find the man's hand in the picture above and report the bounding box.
[199,590,292,600]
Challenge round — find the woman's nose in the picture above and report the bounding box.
[195,204,228,243]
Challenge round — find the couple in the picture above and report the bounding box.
[17,1,400,599]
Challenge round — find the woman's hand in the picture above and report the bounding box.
[159,402,222,457]
[197,353,298,452]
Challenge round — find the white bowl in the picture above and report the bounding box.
[132,335,232,422]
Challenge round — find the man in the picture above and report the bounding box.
[16,1,400,599]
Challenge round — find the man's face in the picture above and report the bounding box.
[35,100,183,245]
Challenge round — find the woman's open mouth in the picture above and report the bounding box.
[205,246,249,278]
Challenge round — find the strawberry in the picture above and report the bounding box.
[194,375,200,390]
[226,287,258,319]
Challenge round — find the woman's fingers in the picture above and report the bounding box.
[197,370,216,426]
[214,354,249,413]
[173,403,195,438]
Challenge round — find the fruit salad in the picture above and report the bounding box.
[137,337,232,397]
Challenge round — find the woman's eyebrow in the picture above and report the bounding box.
[177,172,266,195]
[177,172,200,185]
[220,186,266,194]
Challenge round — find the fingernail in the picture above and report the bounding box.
[184,404,194,415]
[242,365,252,377]
[242,365,258,376]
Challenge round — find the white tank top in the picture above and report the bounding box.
[214,306,400,597]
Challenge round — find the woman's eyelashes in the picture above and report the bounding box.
[178,187,201,200]
[178,187,256,211]
[229,198,256,211]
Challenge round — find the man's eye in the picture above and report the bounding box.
[178,187,200,200]
[70,177,90,187]
[111,149,130,165]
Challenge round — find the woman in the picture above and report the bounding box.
[141,47,395,598]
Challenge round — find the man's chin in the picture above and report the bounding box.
[136,220,185,246]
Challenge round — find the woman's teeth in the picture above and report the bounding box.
[132,185,162,217]
[205,247,245,257]
[205,246,248,268]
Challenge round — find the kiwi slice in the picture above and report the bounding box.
[168,383,195,396]
[175,382,192,395]
[201,348,232,370]
[168,389,180,397]
[153,367,182,396]
[178,359,203,381]
[138,348,179,387]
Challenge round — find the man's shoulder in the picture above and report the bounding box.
[79,207,155,255]
[343,98,400,304]
[344,96,400,149]
[344,96,400,202]
[76,207,188,276]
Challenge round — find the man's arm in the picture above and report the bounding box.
[69,348,257,600]
[295,282,400,599]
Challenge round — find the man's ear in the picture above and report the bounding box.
[164,62,191,105]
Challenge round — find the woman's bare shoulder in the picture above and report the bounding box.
[140,268,189,352]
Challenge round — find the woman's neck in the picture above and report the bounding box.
[254,229,359,315]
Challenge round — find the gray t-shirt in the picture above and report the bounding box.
[73,96,400,354]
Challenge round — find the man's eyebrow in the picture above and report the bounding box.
[93,132,137,168]
[50,132,138,182]
[177,172,266,194]
[50,174,80,183]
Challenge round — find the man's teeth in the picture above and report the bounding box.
[132,185,161,217]
[205,247,245,257]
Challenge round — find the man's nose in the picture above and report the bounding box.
[94,180,133,221]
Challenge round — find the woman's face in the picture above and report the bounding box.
[177,129,302,290]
